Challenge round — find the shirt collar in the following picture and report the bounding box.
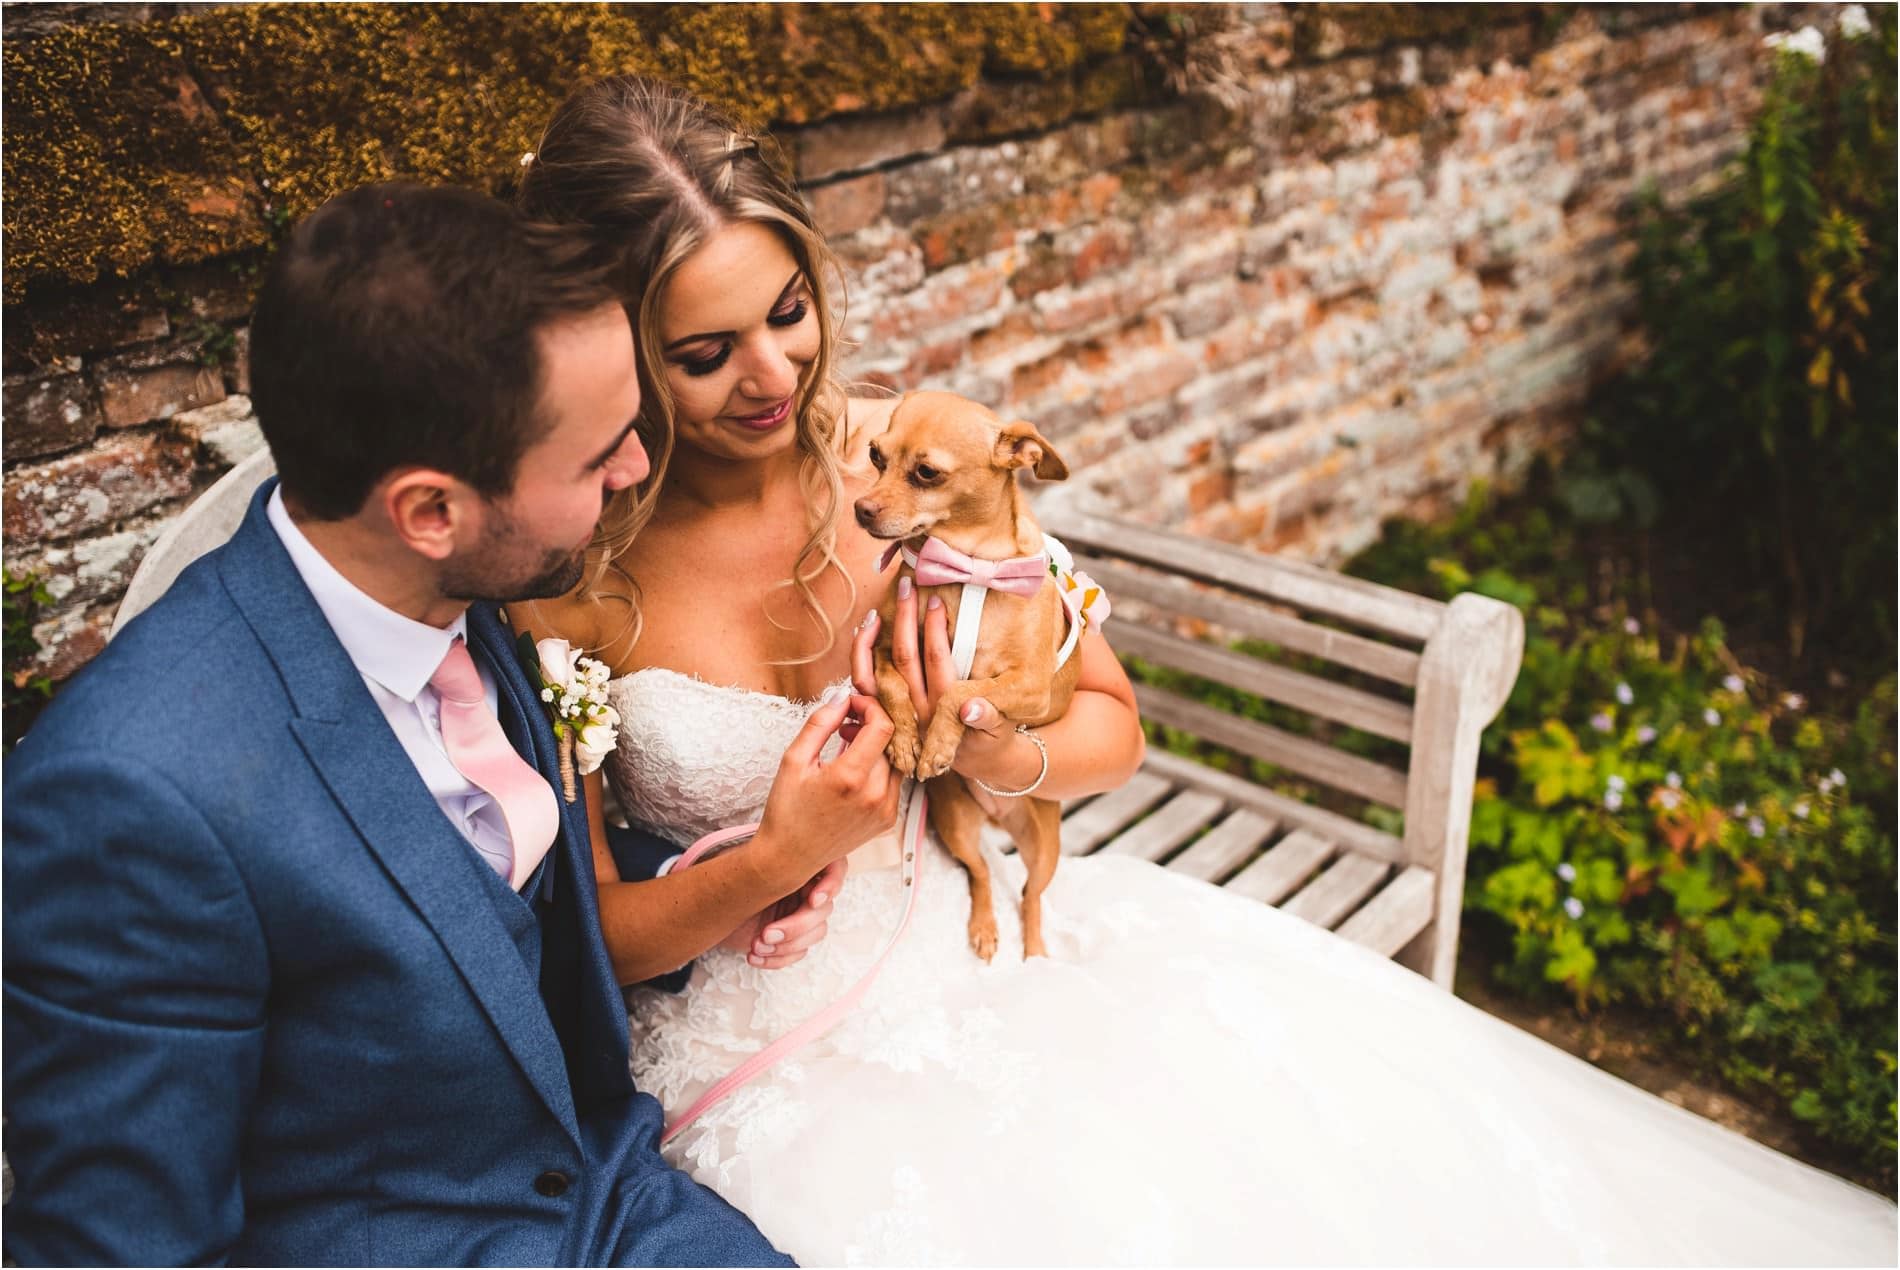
[267,486,468,703]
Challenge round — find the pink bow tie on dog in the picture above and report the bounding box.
[889,537,1050,597]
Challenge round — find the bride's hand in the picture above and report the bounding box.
[717,856,849,968]
[849,595,1030,805]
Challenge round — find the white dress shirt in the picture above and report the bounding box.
[268,488,523,884]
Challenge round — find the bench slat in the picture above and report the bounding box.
[1164,809,1279,883]
[1100,790,1227,861]
[1333,866,1436,957]
[1061,770,1174,855]
[1224,829,1336,906]
[1136,684,1411,809]
[1280,852,1392,928]
[1050,508,1445,643]
[1070,554,1423,686]
[1136,748,1406,865]
[1108,621,1415,743]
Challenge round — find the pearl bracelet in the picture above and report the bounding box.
[971,725,1049,798]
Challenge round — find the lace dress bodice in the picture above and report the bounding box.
[606,667,848,848]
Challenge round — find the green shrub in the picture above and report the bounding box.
[4,569,55,751]
[1349,487,1897,1186]
[1582,10,1896,666]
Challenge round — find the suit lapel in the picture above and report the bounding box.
[469,605,632,1104]
[218,483,583,1147]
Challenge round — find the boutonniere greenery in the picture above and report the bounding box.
[515,633,620,803]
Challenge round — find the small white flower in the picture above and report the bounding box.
[1654,787,1683,811]
[1636,725,1658,744]
[1722,674,1745,694]
[540,687,554,703]
[1781,692,1806,710]
[1590,711,1614,734]
[1556,863,1577,883]
[1829,768,1847,787]
[1731,802,1748,817]
[1666,771,1682,788]
[1747,816,1766,839]
[1604,789,1624,812]
[1608,774,1627,791]
[1563,897,1585,920]
[1703,707,1721,727]
[1792,800,1810,820]
[520,150,537,167]
[1840,5,1872,39]
[1764,25,1827,62]
[1615,682,1634,705]
[1623,617,1641,635]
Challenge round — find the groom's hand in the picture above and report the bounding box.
[752,689,899,897]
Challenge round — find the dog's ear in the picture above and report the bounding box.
[993,420,1069,482]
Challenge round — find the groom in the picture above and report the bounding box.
[2,183,893,1265]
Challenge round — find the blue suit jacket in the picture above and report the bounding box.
[2,483,786,1266]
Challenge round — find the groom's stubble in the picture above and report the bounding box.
[439,504,590,604]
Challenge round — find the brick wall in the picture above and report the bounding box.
[2,4,1794,684]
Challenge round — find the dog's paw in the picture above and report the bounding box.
[967,911,999,962]
[915,735,958,780]
[886,728,921,778]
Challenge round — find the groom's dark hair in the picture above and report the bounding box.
[249,182,618,520]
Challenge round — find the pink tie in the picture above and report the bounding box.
[901,537,1050,597]
[430,637,560,891]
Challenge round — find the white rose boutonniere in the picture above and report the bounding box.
[516,633,619,802]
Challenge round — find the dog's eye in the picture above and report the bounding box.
[868,446,886,472]
[909,463,941,487]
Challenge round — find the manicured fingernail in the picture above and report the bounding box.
[747,955,765,966]
[898,577,913,600]
[962,701,982,723]
[927,595,943,612]
[818,682,847,708]
[763,928,784,944]
[859,610,879,632]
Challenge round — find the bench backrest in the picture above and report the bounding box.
[1042,504,1524,986]
[110,449,276,640]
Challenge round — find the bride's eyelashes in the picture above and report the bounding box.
[679,345,732,378]
[673,296,810,379]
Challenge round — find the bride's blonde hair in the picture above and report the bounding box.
[516,76,854,662]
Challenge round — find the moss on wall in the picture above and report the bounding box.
[2,2,1138,302]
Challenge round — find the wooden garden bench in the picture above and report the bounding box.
[1039,504,1524,987]
[112,453,1524,988]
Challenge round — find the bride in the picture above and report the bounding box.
[516,77,1896,1264]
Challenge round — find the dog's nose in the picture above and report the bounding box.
[853,499,879,529]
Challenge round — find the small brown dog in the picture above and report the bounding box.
[854,390,1081,960]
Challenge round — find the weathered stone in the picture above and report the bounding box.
[793,108,948,184]
[93,354,226,428]
[806,172,888,238]
[172,394,264,468]
[4,428,198,544]
[4,368,99,460]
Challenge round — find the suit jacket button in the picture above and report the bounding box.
[534,1170,570,1198]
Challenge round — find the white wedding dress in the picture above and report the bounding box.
[608,668,1896,1267]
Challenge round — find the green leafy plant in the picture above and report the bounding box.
[1585,12,1897,664]
[4,569,56,751]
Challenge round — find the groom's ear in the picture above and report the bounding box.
[382,468,469,562]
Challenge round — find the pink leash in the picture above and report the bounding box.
[659,783,929,1145]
